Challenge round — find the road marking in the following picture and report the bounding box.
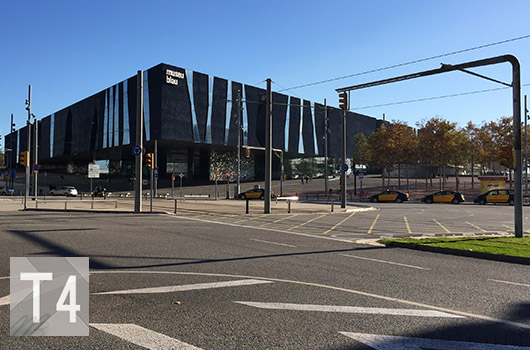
[92,271,530,330]
[489,279,530,288]
[340,254,429,270]
[288,213,328,231]
[0,276,9,280]
[403,216,412,234]
[250,238,297,248]
[171,215,355,243]
[340,332,529,349]
[503,224,513,230]
[236,301,462,318]
[259,214,299,227]
[91,323,203,350]
[234,214,268,224]
[94,279,272,295]
[367,214,380,234]
[0,295,9,306]
[432,218,451,233]
[323,212,356,235]
[466,221,487,232]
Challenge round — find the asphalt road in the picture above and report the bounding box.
[1,209,529,349]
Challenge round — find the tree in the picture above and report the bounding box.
[368,124,393,189]
[387,121,417,192]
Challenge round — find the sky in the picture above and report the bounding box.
[1,0,530,141]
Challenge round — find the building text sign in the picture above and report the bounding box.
[166,69,184,85]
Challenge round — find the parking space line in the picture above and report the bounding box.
[503,224,512,230]
[465,221,487,232]
[234,214,268,224]
[403,216,412,234]
[250,238,297,248]
[259,214,299,227]
[0,295,9,306]
[91,323,203,350]
[367,214,380,234]
[323,212,356,235]
[340,254,429,270]
[288,213,329,231]
[432,218,451,233]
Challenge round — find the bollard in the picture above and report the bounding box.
[35,200,38,209]
[288,200,291,214]
[331,199,334,212]
[246,198,249,214]
[174,199,178,214]
[115,200,118,209]
[65,201,68,210]
[91,200,94,209]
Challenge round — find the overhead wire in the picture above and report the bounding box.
[278,34,530,92]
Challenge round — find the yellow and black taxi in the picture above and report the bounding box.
[421,190,465,204]
[473,189,514,205]
[238,188,277,200]
[370,190,409,203]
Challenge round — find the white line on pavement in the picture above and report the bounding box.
[339,254,430,270]
[91,323,203,350]
[489,279,530,288]
[250,238,297,248]
[0,295,9,306]
[92,270,530,330]
[235,301,462,318]
[340,332,529,349]
[93,279,272,295]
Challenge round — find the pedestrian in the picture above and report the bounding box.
[301,176,304,185]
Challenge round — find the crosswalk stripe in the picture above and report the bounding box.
[93,279,272,295]
[235,301,463,318]
[0,295,9,306]
[91,323,203,350]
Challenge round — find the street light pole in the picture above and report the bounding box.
[24,85,31,210]
[264,79,272,214]
[134,71,143,213]
[525,95,528,195]
[324,99,329,201]
[33,116,38,198]
[236,90,242,198]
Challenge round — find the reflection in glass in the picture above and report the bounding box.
[205,75,213,144]
[311,102,318,154]
[103,90,108,148]
[285,96,290,151]
[143,71,151,141]
[224,80,232,145]
[122,80,130,145]
[298,99,304,154]
[109,87,114,147]
[241,86,248,146]
[185,69,200,143]
[50,113,55,157]
[114,84,119,146]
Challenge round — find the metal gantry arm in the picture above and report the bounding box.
[337,55,522,238]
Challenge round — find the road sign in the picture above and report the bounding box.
[88,164,100,179]
[33,164,39,171]
[132,145,142,157]
[359,173,364,180]
[342,164,349,172]
[154,171,159,179]
[179,173,184,178]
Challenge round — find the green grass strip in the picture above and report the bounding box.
[379,236,530,259]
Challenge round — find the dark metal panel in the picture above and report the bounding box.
[193,71,208,142]
[39,117,51,160]
[160,64,193,142]
[302,100,314,154]
[211,77,227,145]
[147,66,163,141]
[327,107,341,158]
[244,85,266,147]
[314,103,325,157]
[272,92,288,151]
[228,82,243,146]
[288,97,301,153]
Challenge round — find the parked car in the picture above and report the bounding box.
[421,190,464,204]
[49,186,78,197]
[0,186,15,196]
[370,190,409,203]
[474,189,514,205]
[238,188,277,200]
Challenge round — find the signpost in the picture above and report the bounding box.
[179,173,184,198]
[88,163,100,195]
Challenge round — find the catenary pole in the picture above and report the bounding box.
[236,90,241,198]
[264,79,272,213]
[525,95,528,195]
[134,71,143,213]
[341,100,347,208]
[33,117,38,198]
[324,99,329,201]
[24,85,31,210]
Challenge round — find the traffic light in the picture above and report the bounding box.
[499,146,513,169]
[19,151,29,167]
[145,153,154,169]
[246,148,251,158]
[338,92,348,111]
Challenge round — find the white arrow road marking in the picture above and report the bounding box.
[0,295,9,306]
[340,332,529,349]
[235,302,463,318]
[91,323,203,350]
[94,279,272,295]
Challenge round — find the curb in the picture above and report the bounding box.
[384,241,530,266]
[23,208,167,215]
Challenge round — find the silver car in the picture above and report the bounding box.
[0,186,15,196]
[50,186,78,197]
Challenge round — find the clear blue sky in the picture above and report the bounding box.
[1,0,529,140]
